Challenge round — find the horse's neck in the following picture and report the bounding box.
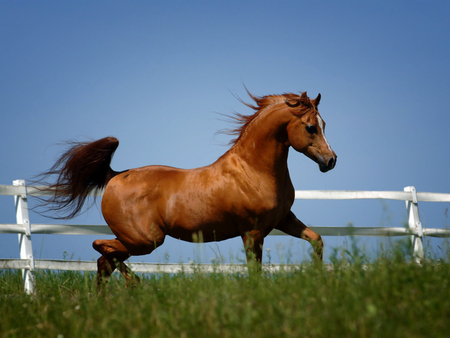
[226,109,291,178]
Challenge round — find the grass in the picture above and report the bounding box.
[1,240,450,338]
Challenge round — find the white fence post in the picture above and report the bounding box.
[13,180,36,294]
[404,186,424,262]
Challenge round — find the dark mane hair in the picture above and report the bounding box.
[224,91,314,145]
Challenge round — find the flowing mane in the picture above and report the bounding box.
[226,91,316,145]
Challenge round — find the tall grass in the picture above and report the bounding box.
[1,241,449,338]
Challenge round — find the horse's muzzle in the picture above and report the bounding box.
[319,156,337,173]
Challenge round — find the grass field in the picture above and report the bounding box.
[1,240,450,338]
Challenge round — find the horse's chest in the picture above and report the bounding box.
[237,185,293,225]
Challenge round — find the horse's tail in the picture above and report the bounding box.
[34,136,121,219]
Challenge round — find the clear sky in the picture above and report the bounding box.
[1,1,449,264]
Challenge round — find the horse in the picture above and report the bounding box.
[38,91,337,285]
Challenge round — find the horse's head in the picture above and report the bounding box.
[285,92,337,172]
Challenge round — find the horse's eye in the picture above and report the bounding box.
[306,125,317,134]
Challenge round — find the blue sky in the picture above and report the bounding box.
[1,1,449,264]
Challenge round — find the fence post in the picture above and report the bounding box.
[404,186,424,262]
[13,180,35,294]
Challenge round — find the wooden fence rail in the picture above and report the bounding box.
[1,180,450,294]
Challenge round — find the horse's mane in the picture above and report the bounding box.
[225,91,314,145]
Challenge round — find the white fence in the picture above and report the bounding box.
[1,179,450,294]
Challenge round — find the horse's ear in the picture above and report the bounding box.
[312,93,321,106]
[300,91,308,99]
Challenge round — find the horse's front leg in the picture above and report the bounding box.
[241,230,264,274]
[275,211,323,261]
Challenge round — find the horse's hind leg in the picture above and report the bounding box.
[92,238,136,288]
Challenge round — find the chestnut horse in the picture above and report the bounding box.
[39,91,336,285]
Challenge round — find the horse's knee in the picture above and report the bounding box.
[309,232,323,249]
[313,234,324,258]
[301,228,321,242]
[312,233,323,247]
[302,228,323,260]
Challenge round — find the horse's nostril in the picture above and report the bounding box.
[328,157,336,169]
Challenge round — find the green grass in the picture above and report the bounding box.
[1,242,450,338]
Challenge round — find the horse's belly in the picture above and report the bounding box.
[166,222,240,243]
[161,186,287,243]
[164,205,240,242]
